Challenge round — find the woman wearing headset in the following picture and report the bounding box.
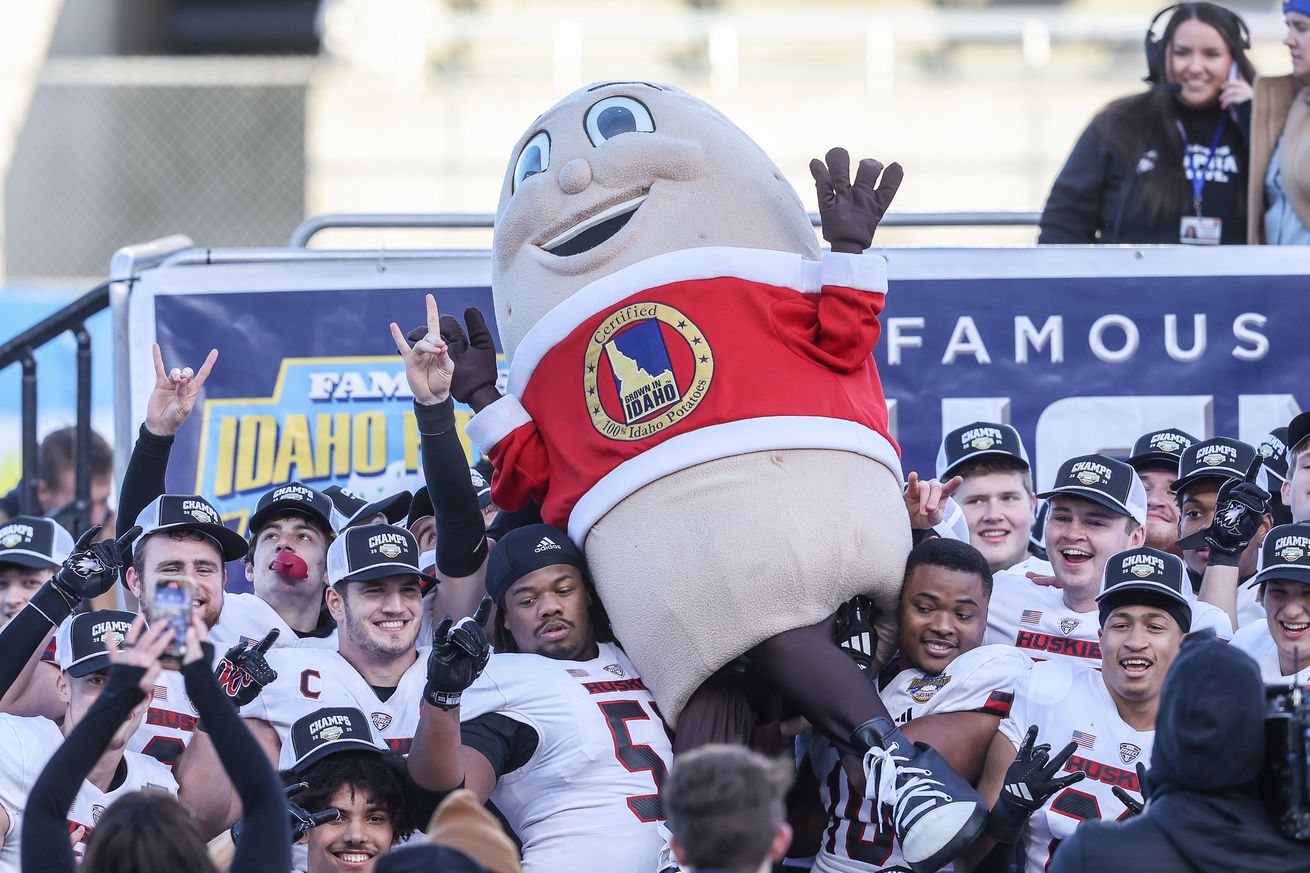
[1039,3,1256,245]
[1248,1,1310,243]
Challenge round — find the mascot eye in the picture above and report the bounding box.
[512,131,551,193]
[584,96,654,146]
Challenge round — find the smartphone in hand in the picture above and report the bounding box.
[150,578,193,665]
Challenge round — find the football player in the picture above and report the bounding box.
[406,523,673,872]
[986,455,1230,666]
[0,610,176,871]
[935,422,1038,573]
[1124,428,1196,557]
[178,523,430,837]
[1229,521,1310,685]
[1010,546,1190,872]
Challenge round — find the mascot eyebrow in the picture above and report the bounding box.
[585,81,664,92]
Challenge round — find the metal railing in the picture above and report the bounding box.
[0,283,109,534]
[289,210,1044,247]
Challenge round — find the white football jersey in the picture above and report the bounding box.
[127,667,199,770]
[0,714,177,872]
[243,647,428,766]
[809,646,1031,873]
[1230,620,1310,685]
[987,573,1232,666]
[460,642,671,873]
[1233,584,1266,629]
[211,592,339,652]
[1010,660,1152,873]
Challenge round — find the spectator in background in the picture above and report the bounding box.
[0,425,114,531]
[1248,1,1310,243]
[663,744,792,873]
[1039,3,1255,245]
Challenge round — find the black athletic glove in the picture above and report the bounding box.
[233,782,340,845]
[424,597,493,710]
[1176,458,1269,566]
[987,725,1086,844]
[1111,762,1150,818]
[439,308,501,411]
[834,595,878,674]
[215,629,279,707]
[41,525,141,617]
[809,147,904,254]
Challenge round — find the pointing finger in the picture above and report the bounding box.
[190,349,220,393]
[1244,455,1263,483]
[473,595,494,627]
[389,322,413,358]
[73,525,101,552]
[433,615,453,646]
[255,628,280,653]
[152,343,167,381]
[426,293,441,337]
[940,475,964,501]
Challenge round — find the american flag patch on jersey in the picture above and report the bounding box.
[1020,610,1042,625]
[1071,729,1096,749]
[153,685,168,701]
[567,669,588,678]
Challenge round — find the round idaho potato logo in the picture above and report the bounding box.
[584,302,714,442]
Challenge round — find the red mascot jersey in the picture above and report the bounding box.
[466,247,901,544]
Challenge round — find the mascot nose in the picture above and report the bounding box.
[557,158,593,195]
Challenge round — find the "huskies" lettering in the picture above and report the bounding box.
[1014,630,1100,661]
[582,678,649,695]
[1063,754,1141,791]
[146,707,199,732]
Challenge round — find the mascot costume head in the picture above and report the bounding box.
[464,80,909,729]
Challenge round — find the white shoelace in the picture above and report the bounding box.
[862,741,954,827]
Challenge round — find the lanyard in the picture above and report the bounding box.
[1175,116,1227,216]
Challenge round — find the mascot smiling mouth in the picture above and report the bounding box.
[541,193,646,256]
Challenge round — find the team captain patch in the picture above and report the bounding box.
[584,302,714,442]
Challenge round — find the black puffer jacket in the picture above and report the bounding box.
[1049,635,1307,873]
[1039,94,1250,245]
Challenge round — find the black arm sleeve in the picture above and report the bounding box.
[0,584,73,700]
[459,713,539,779]
[21,664,148,873]
[1038,122,1110,244]
[415,399,488,578]
[117,424,175,532]
[181,655,290,873]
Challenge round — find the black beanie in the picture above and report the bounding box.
[484,523,586,604]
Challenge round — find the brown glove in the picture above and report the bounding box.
[809,147,903,254]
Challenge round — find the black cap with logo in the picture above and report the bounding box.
[1126,428,1198,472]
[1257,427,1291,484]
[248,483,335,539]
[484,523,585,604]
[288,706,385,773]
[1288,411,1310,457]
[1096,547,1192,632]
[56,610,137,677]
[326,523,427,585]
[1247,522,1310,588]
[322,485,412,534]
[0,515,75,569]
[407,487,433,530]
[1171,437,1259,495]
[935,422,1030,480]
[133,494,249,562]
[1036,454,1148,525]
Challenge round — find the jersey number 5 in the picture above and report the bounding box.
[597,699,669,823]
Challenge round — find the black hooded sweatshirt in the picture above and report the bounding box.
[1049,634,1307,872]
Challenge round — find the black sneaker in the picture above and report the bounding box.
[853,717,988,873]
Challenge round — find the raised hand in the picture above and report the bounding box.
[391,293,454,406]
[1176,457,1270,566]
[986,725,1086,844]
[215,628,280,706]
[809,147,904,254]
[903,472,963,530]
[106,614,172,695]
[51,525,141,606]
[233,782,341,845]
[440,307,501,412]
[147,344,218,437]
[424,596,493,710]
